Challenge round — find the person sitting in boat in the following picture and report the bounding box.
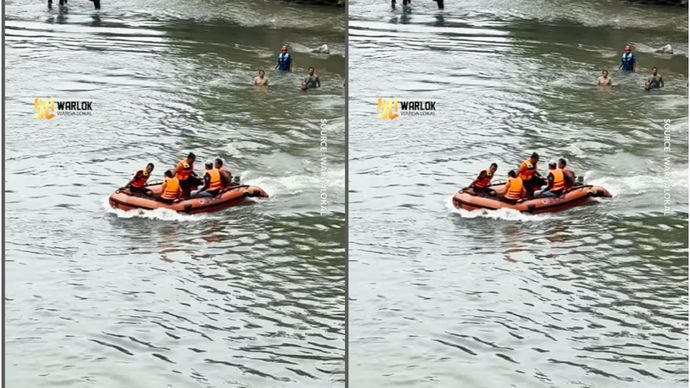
[503,170,525,204]
[159,170,181,204]
[536,163,566,198]
[518,152,545,197]
[558,158,576,189]
[193,162,224,198]
[125,163,154,195]
[175,152,202,197]
[215,158,233,187]
[469,163,498,195]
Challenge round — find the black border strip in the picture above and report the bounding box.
[344,0,349,385]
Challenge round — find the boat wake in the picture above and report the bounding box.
[101,196,206,222]
[446,196,552,222]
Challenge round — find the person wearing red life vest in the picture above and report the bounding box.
[518,152,546,197]
[126,163,154,195]
[469,163,498,195]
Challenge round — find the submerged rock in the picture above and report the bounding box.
[655,44,674,54]
[312,44,330,54]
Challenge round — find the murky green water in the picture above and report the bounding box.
[349,1,688,387]
[5,0,345,387]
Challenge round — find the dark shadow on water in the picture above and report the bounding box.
[91,13,102,27]
[433,13,446,27]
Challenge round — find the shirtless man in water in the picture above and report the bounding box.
[300,67,320,91]
[645,67,664,91]
[597,70,612,86]
[253,70,268,86]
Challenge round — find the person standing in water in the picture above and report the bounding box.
[597,70,612,86]
[645,67,664,91]
[301,67,320,91]
[275,45,292,72]
[253,70,269,86]
[619,44,636,72]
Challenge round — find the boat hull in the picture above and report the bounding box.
[109,184,268,214]
[452,184,610,214]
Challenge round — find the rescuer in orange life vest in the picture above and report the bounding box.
[518,152,546,197]
[502,170,525,203]
[558,158,576,189]
[469,163,498,195]
[536,162,566,197]
[158,170,181,204]
[194,162,224,197]
[175,152,202,197]
[214,158,233,187]
[125,163,154,195]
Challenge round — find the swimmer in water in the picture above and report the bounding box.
[644,67,664,91]
[300,67,321,91]
[597,70,612,86]
[253,70,268,86]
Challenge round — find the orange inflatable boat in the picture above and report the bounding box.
[453,183,611,214]
[109,183,268,214]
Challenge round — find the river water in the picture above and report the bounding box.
[349,1,688,387]
[6,1,345,387]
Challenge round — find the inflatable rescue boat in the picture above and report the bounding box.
[109,183,268,214]
[453,183,611,214]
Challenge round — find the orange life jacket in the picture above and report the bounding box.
[207,168,222,191]
[161,176,181,200]
[474,168,494,189]
[130,168,150,188]
[518,159,536,180]
[175,159,192,181]
[505,177,524,200]
[550,168,565,191]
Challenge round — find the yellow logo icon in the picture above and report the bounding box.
[377,97,399,120]
[34,97,56,120]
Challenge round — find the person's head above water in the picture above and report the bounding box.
[205,161,213,170]
[602,70,609,77]
[145,163,154,174]
[187,152,196,163]
[489,163,498,173]
[508,170,517,178]
[308,67,315,76]
[652,67,658,75]
[280,45,288,53]
[624,44,632,53]
[548,162,557,170]
[258,70,265,77]
[164,169,174,178]
[214,158,223,169]
[558,158,567,169]
[530,152,540,163]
